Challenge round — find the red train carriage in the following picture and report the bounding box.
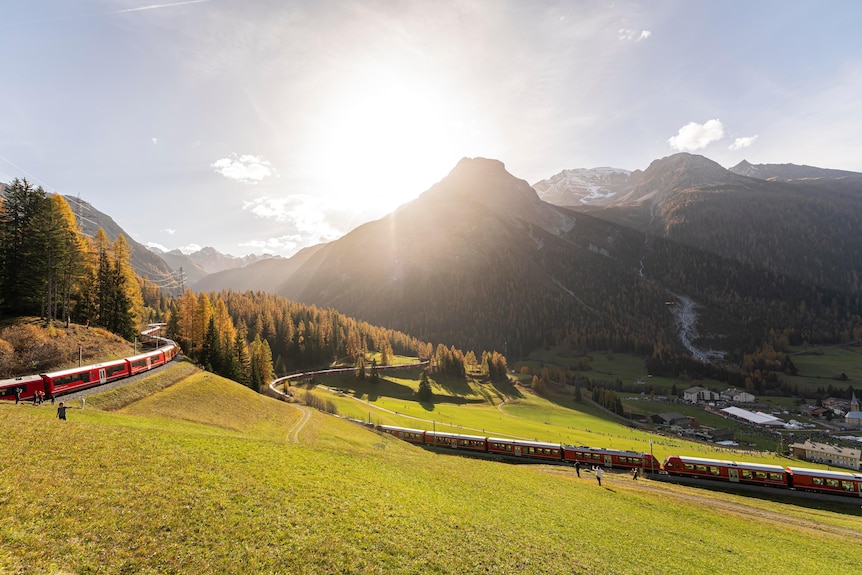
[563,446,661,471]
[42,358,131,397]
[788,467,862,497]
[377,425,427,444]
[486,437,563,461]
[424,431,488,452]
[663,455,788,487]
[126,348,165,375]
[0,375,45,402]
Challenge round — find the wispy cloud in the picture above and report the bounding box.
[211,154,276,184]
[668,119,725,151]
[618,29,651,42]
[162,228,176,235]
[729,135,758,151]
[179,244,202,255]
[242,194,345,255]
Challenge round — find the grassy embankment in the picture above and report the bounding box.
[2,362,861,574]
[304,365,802,467]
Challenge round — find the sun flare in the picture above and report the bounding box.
[304,66,471,210]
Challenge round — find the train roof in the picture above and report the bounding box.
[426,431,487,441]
[0,374,43,388]
[43,358,128,378]
[668,455,786,472]
[563,445,649,457]
[487,437,562,449]
[378,425,426,434]
[787,467,862,480]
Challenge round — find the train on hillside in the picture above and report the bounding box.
[376,424,862,499]
[0,325,179,403]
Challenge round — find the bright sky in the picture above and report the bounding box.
[2,0,861,257]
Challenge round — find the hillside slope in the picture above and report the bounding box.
[1,372,860,574]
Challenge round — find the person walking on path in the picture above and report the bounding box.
[631,467,639,480]
[14,387,20,404]
[80,396,85,410]
[575,461,581,477]
[57,402,68,420]
[595,466,604,487]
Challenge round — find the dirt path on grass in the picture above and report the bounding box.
[287,404,313,443]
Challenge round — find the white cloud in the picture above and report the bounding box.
[146,241,169,252]
[668,119,725,151]
[618,29,651,42]
[211,154,276,184]
[151,137,158,145]
[242,194,345,255]
[179,244,202,254]
[162,228,176,235]
[729,135,758,151]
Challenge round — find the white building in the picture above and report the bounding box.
[789,439,861,471]
[683,386,719,403]
[720,388,755,403]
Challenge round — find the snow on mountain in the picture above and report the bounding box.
[532,167,631,207]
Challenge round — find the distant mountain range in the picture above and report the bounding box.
[10,151,858,363]
[191,153,862,360]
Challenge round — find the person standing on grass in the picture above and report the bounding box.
[595,466,604,486]
[57,402,68,420]
[574,460,581,477]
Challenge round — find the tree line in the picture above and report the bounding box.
[0,179,144,339]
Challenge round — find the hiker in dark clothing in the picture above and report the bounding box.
[574,460,581,477]
[57,402,68,420]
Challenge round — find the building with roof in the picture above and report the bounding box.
[652,413,690,427]
[683,386,719,403]
[719,388,755,403]
[789,439,861,471]
[846,392,862,430]
[720,406,784,427]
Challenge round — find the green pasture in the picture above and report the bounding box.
[306,367,798,467]
[2,364,861,574]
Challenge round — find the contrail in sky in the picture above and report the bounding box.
[3,0,212,28]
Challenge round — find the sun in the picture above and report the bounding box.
[303,65,472,211]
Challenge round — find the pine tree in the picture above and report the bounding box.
[418,370,433,402]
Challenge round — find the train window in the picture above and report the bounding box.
[709,467,720,476]
[812,477,824,485]
[769,473,784,481]
[695,465,707,472]
[741,470,752,479]
[683,463,694,471]
[755,472,767,479]
[826,479,839,487]
[842,482,855,492]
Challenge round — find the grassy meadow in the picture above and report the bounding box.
[2,362,862,574]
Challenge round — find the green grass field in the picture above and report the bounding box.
[2,363,861,574]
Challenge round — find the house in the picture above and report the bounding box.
[683,386,719,403]
[846,393,862,430]
[719,388,755,403]
[789,439,861,471]
[652,413,690,427]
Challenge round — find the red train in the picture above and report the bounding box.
[375,425,660,470]
[376,425,862,499]
[662,455,862,498]
[0,334,178,403]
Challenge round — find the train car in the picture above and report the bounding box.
[377,425,427,444]
[161,344,179,362]
[126,348,165,375]
[0,375,45,402]
[788,467,862,497]
[42,358,131,397]
[663,455,788,487]
[486,437,563,461]
[424,431,488,452]
[563,446,661,472]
